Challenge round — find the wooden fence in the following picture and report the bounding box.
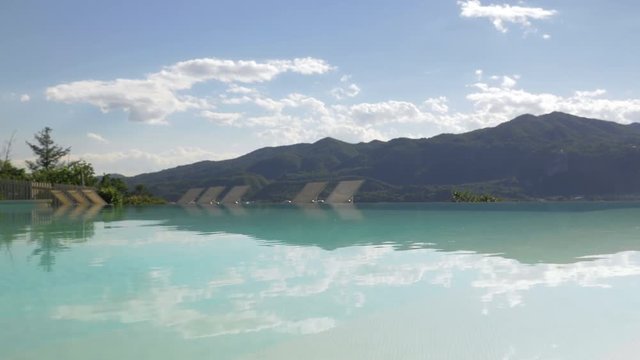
[0,179,93,205]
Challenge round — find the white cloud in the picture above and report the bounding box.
[52,266,336,339]
[224,94,413,143]
[253,244,640,311]
[2,92,31,102]
[475,69,484,80]
[458,0,557,33]
[574,89,607,98]
[501,75,517,88]
[473,252,640,307]
[194,72,640,148]
[543,33,551,40]
[74,147,238,175]
[46,57,333,124]
[423,97,450,114]
[152,57,333,86]
[331,83,361,100]
[463,77,640,126]
[277,317,336,335]
[46,78,207,125]
[331,75,361,100]
[86,132,109,144]
[220,95,254,106]
[226,84,258,95]
[347,101,423,125]
[200,111,243,125]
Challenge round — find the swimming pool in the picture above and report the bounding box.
[2,202,640,359]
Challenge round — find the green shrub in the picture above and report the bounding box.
[452,190,500,203]
[97,186,124,206]
[124,195,166,205]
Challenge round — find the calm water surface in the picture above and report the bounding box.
[2,203,640,359]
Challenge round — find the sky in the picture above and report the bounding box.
[1,0,640,176]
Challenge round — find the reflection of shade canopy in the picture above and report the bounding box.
[292,182,327,203]
[177,188,205,205]
[196,186,225,205]
[327,180,364,203]
[220,186,250,204]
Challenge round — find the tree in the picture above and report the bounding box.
[97,174,128,205]
[26,127,71,174]
[133,184,150,196]
[126,183,165,205]
[96,176,166,206]
[2,130,16,164]
[0,161,27,180]
[44,160,97,186]
[99,174,128,194]
[0,131,28,181]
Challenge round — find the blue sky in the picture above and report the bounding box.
[2,0,640,175]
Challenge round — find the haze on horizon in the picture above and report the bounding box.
[1,0,639,176]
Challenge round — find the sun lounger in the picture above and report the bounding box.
[196,186,225,205]
[177,188,205,205]
[292,182,328,203]
[326,180,365,203]
[50,189,73,206]
[220,185,250,204]
[66,189,90,205]
[81,189,107,206]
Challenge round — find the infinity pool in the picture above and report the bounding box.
[2,203,640,359]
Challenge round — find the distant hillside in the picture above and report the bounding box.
[126,112,640,201]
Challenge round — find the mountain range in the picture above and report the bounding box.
[126,112,640,202]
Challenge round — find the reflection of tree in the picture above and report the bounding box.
[0,209,34,251]
[101,205,125,222]
[28,215,95,272]
[1,205,104,272]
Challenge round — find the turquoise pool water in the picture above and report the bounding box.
[2,203,640,359]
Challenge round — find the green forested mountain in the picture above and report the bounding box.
[126,112,640,201]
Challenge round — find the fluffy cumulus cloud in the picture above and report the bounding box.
[464,76,640,126]
[423,96,450,114]
[20,94,30,102]
[208,72,640,145]
[331,75,361,100]
[214,87,465,144]
[458,0,557,34]
[46,57,333,124]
